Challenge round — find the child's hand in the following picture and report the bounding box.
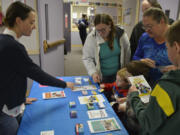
[118,102,126,112]
[128,85,138,93]
[116,97,127,103]
[100,84,105,88]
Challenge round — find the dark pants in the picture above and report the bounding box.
[79,30,87,45]
[102,74,116,102]
[0,111,22,135]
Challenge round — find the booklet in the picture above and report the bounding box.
[87,117,121,133]
[73,85,97,91]
[87,109,108,119]
[128,75,152,103]
[40,130,54,135]
[42,91,66,99]
[78,95,105,104]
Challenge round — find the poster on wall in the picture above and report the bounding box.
[123,8,132,26]
[65,14,68,29]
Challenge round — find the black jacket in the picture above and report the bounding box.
[0,34,66,110]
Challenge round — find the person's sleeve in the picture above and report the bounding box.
[129,83,175,133]
[132,35,144,60]
[130,26,138,60]
[8,46,67,88]
[82,32,97,76]
[120,32,131,68]
[104,82,115,90]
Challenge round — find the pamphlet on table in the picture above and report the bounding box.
[42,91,66,99]
[87,117,121,133]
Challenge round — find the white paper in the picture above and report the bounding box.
[87,117,121,133]
[78,95,105,104]
[73,85,97,91]
[40,130,54,135]
[75,77,82,85]
[42,91,66,99]
[83,78,89,82]
[72,12,77,18]
[87,109,108,119]
[128,75,151,103]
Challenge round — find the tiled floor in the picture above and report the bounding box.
[64,45,88,76]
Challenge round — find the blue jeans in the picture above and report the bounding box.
[0,111,19,135]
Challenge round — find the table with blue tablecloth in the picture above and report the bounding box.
[18,76,129,135]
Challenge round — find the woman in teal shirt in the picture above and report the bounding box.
[83,14,131,84]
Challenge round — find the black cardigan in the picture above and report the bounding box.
[0,34,66,110]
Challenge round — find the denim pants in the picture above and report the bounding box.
[0,111,19,135]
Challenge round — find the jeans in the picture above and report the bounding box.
[0,111,19,135]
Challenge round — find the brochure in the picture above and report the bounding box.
[87,117,121,133]
[78,95,105,104]
[42,91,65,99]
[73,85,97,91]
[40,130,54,135]
[87,109,108,119]
[128,75,152,103]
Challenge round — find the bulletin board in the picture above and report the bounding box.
[123,8,132,26]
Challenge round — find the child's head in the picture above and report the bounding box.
[116,68,132,88]
[165,20,180,67]
[126,60,151,81]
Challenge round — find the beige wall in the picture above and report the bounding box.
[122,0,139,38]
[64,0,122,4]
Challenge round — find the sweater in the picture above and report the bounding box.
[129,70,180,135]
[103,82,128,97]
[82,25,131,77]
[133,32,172,83]
[0,34,66,110]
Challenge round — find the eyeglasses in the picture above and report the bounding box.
[142,25,154,30]
[96,28,106,34]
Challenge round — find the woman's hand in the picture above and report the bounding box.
[92,73,100,83]
[66,82,74,89]
[140,58,156,68]
[100,84,105,89]
[25,97,37,104]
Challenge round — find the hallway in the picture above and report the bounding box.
[64,45,88,76]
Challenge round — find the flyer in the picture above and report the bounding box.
[87,109,108,119]
[42,91,66,99]
[128,75,152,103]
[87,117,121,133]
[78,95,105,104]
[73,85,97,91]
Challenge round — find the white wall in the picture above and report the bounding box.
[158,0,179,20]
[139,0,180,21]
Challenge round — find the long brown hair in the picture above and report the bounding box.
[94,14,115,50]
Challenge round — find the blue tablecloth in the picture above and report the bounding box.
[18,76,129,135]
